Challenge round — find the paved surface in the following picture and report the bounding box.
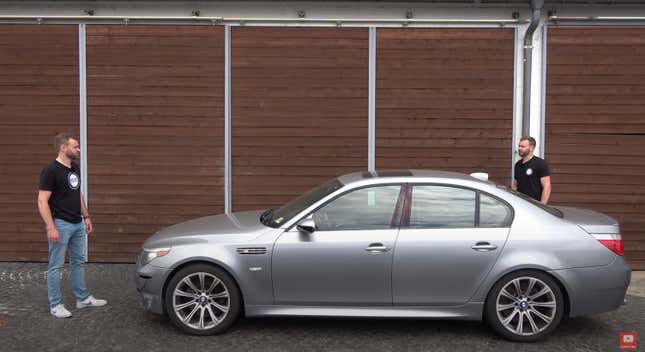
[0,263,642,352]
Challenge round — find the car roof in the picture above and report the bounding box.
[337,169,489,185]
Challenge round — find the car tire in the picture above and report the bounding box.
[164,263,241,335]
[485,270,564,342]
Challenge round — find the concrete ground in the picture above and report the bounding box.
[0,263,642,352]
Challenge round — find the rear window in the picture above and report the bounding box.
[409,185,476,228]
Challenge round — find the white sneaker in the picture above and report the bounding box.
[50,304,72,318]
[76,295,108,309]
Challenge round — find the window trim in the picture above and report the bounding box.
[402,183,515,230]
[475,192,481,227]
[287,183,406,232]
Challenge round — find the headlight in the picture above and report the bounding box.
[140,247,171,265]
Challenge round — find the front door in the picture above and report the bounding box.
[272,184,403,305]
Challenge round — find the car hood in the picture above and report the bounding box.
[143,210,269,248]
[555,206,620,234]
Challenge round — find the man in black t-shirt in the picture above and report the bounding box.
[513,136,552,204]
[37,133,107,318]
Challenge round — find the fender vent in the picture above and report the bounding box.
[236,247,267,255]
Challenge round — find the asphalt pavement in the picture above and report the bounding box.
[0,262,642,352]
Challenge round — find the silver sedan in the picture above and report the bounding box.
[135,170,630,342]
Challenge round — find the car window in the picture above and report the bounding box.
[410,186,476,228]
[266,178,344,228]
[313,185,402,231]
[479,193,513,227]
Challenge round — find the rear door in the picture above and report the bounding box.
[393,184,512,305]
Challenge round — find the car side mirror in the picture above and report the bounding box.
[296,217,317,234]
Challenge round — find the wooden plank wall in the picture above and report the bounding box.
[375,29,515,184]
[0,25,78,261]
[546,27,645,270]
[86,26,225,262]
[231,27,369,211]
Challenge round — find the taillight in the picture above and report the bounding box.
[593,234,624,256]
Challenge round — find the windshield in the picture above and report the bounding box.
[261,178,344,228]
[497,185,563,218]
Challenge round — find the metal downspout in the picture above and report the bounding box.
[522,0,544,137]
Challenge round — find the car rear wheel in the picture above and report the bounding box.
[485,270,564,342]
[164,264,241,335]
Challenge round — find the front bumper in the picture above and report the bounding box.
[550,256,631,317]
[135,262,170,315]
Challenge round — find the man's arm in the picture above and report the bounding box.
[37,190,59,242]
[512,180,517,191]
[80,192,93,234]
[540,176,551,205]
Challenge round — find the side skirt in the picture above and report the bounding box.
[245,303,484,321]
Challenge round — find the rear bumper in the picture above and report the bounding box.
[549,256,631,317]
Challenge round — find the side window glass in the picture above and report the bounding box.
[410,186,476,228]
[479,193,513,227]
[313,185,401,231]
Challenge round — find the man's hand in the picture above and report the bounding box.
[85,217,93,234]
[47,227,60,243]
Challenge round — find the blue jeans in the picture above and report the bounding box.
[47,218,90,307]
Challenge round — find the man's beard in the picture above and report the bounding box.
[66,150,78,160]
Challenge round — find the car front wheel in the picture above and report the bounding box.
[485,270,564,342]
[164,264,241,335]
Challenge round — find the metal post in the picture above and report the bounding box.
[539,23,548,158]
[521,0,544,137]
[511,26,520,186]
[368,26,376,172]
[78,23,88,259]
[79,23,88,202]
[224,25,232,214]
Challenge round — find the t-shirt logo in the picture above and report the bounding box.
[526,168,533,176]
[68,172,80,190]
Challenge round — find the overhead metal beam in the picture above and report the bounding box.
[0,14,524,26]
[551,15,645,21]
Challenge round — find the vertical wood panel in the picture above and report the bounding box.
[546,27,645,270]
[0,25,78,261]
[87,25,225,262]
[231,27,369,211]
[375,29,515,184]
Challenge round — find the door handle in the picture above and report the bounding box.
[365,243,390,253]
[471,242,498,252]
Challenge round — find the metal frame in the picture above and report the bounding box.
[79,23,88,202]
[539,23,548,158]
[548,15,645,27]
[511,26,521,186]
[224,25,232,214]
[368,26,376,172]
[78,23,89,259]
[0,15,524,27]
[550,15,645,21]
